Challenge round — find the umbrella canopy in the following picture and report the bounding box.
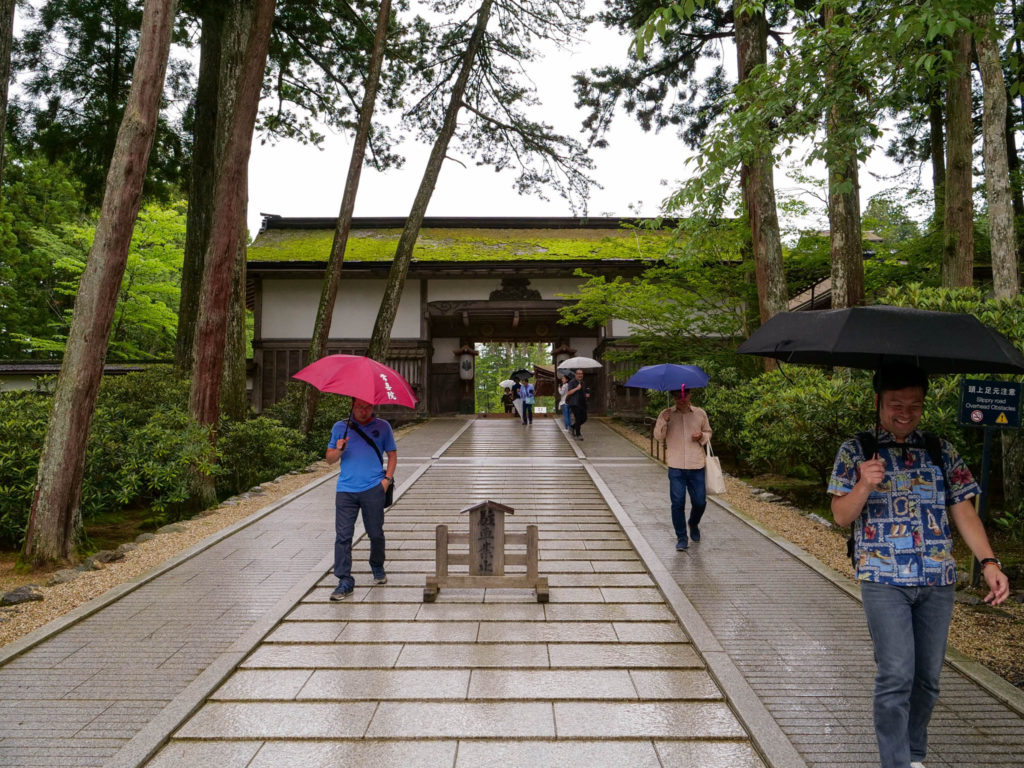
[736,305,1024,374]
[292,354,418,407]
[625,364,710,392]
[510,368,532,380]
[498,379,515,389]
[560,356,603,370]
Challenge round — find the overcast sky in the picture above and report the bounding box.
[246,3,721,236]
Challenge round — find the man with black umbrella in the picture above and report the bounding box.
[828,364,1009,768]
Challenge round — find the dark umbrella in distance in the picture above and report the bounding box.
[510,368,532,380]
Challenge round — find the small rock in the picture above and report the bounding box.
[47,569,80,586]
[805,513,833,529]
[1013,592,1024,604]
[135,533,156,543]
[81,556,104,571]
[116,543,137,556]
[247,486,265,495]
[156,523,188,535]
[954,591,982,605]
[1,586,44,606]
[90,549,123,564]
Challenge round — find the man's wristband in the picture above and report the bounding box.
[979,557,1002,570]
[384,476,393,483]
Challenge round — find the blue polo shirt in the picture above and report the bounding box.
[329,417,396,493]
[828,429,979,587]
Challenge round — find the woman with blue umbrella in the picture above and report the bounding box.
[627,364,712,551]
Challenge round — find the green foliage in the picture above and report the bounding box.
[0,368,319,549]
[473,342,553,413]
[0,393,52,546]
[263,383,351,453]
[216,417,318,497]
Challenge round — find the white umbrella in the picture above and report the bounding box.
[560,356,602,369]
[498,379,515,388]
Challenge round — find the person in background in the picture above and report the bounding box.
[565,368,590,440]
[501,387,514,414]
[653,385,712,551]
[557,373,572,430]
[520,375,535,425]
[510,376,523,420]
[325,398,397,601]
[828,364,1009,768]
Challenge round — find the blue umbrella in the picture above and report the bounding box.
[624,364,709,392]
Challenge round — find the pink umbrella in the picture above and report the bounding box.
[292,354,418,407]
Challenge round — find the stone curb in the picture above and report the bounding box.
[582,458,809,768]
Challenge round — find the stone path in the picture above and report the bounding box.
[1,416,1021,768]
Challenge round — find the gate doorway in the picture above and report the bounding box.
[473,342,553,414]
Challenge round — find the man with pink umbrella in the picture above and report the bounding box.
[293,355,416,601]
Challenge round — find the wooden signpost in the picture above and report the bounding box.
[423,500,548,602]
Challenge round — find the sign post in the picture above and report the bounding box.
[958,379,1021,585]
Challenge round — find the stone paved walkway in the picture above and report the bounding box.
[1,416,1021,768]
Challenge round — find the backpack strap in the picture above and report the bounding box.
[350,421,384,465]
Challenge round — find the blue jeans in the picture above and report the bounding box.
[668,467,706,541]
[334,486,386,586]
[860,581,954,768]
[561,403,572,429]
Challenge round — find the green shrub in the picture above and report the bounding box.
[216,416,318,497]
[0,392,52,547]
[262,382,349,453]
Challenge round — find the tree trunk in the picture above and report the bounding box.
[367,0,494,361]
[188,0,275,507]
[822,3,863,309]
[929,94,946,233]
[733,2,787,324]
[943,28,974,288]
[299,0,392,435]
[976,13,1020,299]
[221,207,250,421]
[176,2,226,373]
[0,0,15,194]
[22,0,178,566]
[1004,102,1024,265]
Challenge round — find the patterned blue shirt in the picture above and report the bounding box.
[827,429,979,587]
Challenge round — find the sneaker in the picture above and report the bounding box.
[689,526,701,542]
[330,583,353,601]
[676,539,688,551]
[372,573,388,585]
[910,762,926,768]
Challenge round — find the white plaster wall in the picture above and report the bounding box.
[261,278,421,339]
[609,318,638,338]
[432,337,462,364]
[0,375,38,392]
[569,338,598,357]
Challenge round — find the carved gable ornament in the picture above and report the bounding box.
[490,278,541,301]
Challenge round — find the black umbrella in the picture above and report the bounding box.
[510,368,532,380]
[736,305,1024,374]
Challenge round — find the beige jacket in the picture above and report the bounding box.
[653,405,712,470]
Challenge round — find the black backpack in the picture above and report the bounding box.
[844,431,948,567]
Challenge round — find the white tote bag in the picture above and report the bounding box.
[704,441,727,496]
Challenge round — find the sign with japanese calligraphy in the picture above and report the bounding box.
[959,379,1021,429]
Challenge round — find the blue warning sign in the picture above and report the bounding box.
[959,379,1021,429]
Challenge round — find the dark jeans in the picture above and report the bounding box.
[570,405,587,436]
[861,582,954,768]
[334,486,386,586]
[522,402,534,424]
[668,467,706,542]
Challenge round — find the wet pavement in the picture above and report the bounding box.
[1,416,1021,768]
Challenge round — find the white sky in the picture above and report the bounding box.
[245,2,917,241]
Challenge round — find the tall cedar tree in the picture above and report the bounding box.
[734,1,786,323]
[14,0,191,204]
[23,0,178,566]
[187,0,275,508]
[942,27,973,288]
[367,0,593,360]
[299,0,392,435]
[0,0,15,193]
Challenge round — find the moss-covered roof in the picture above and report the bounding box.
[248,221,677,263]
